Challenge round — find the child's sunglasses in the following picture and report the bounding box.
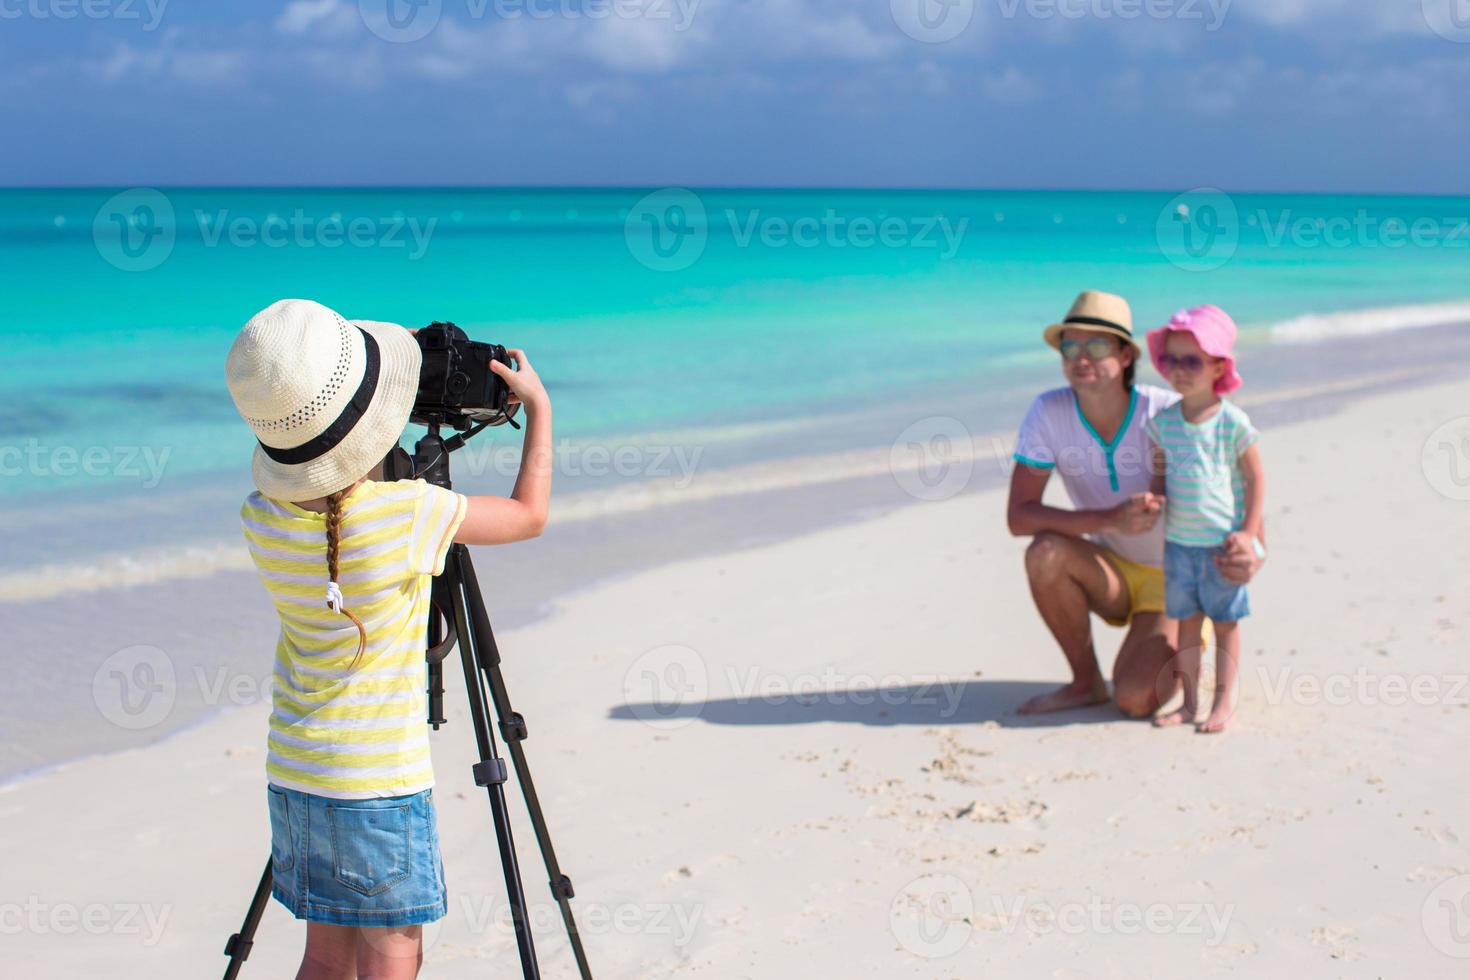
[1059,337,1118,361]
[1156,353,1209,374]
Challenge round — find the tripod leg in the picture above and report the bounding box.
[458,553,594,980]
[446,547,541,980]
[222,860,272,979]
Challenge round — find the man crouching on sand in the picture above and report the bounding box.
[1006,291,1263,716]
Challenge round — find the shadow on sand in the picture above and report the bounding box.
[609,680,1136,730]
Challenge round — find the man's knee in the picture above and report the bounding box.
[1024,531,1072,581]
[1113,624,1179,719]
[1113,680,1159,719]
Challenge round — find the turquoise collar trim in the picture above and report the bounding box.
[1073,387,1138,492]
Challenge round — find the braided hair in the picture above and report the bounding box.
[325,487,368,672]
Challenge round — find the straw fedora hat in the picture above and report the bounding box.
[1041,290,1139,352]
[226,299,422,502]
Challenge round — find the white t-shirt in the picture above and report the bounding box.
[1013,384,1180,568]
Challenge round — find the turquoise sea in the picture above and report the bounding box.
[4,186,1470,784]
[3,186,1469,507]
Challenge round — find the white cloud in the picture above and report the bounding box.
[171,50,250,84]
[1181,54,1265,115]
[1108,65,1144,112]
[580,10,708,73]
[83,28,250,87]
[1227,0,1447,39]
[916,60,948,97]
[563,77,643,123]
[275,0,355,36]
[981,66,1043,105]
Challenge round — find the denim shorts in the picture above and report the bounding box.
[267,784,448,927]
[1164,541,1251,623]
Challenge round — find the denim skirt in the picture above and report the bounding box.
[267,783,448,927]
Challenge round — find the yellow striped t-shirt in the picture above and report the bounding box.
[240,479,468,800]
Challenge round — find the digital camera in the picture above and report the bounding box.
[411,321,520,429]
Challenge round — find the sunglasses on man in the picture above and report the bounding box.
[1059,336,1120,361]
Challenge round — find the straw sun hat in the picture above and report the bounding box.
[1041,290,1140,353]
[225,299,422,502]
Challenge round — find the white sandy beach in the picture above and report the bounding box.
[3,371,1469,978]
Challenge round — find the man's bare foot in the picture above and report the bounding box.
[1153,704,1196,728]
[1018,678,1109,715]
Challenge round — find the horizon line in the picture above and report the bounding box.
[3,182,1470,199]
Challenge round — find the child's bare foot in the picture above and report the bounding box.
[1018,678,1109,715]
[1197,696,1234,733]
[1153,705,1196,728]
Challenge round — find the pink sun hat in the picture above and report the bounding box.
[1146,304,1243,395]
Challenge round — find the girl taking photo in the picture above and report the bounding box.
[225,298,552,979]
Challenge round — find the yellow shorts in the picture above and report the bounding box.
[1100,549,1166,628]
[1101,549,1215,650]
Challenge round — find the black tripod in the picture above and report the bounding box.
[224,423,593,980]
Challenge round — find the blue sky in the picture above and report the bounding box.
[3,0,1468,192]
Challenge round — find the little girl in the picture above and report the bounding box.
[226,299,552,979]
[1145,305,1265,734]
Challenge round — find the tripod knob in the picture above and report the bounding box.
[500,713,529,742]
[472,758,508,786]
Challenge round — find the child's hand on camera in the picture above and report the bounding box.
[490,349,549,412]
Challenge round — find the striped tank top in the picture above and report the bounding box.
[240,479,468,799]
[1146,399,1259,548]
